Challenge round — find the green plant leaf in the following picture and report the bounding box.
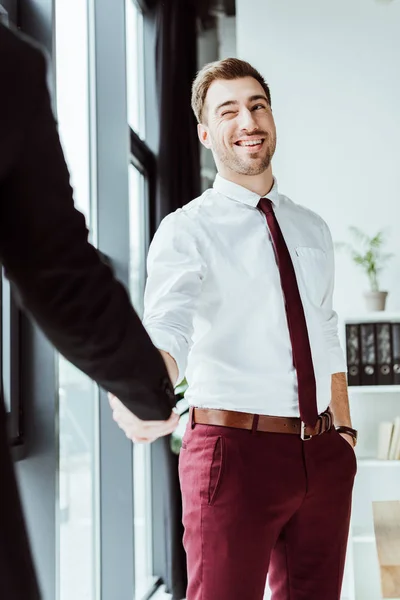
[370,231,384,248]
[336,226,391,291]
[353,255,367,265]
[348,226,371,246]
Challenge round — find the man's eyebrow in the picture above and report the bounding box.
[215,95,269,114]
[249,94,269,104]
[215,100,239,114]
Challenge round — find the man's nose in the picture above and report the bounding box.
[237,108,257,131]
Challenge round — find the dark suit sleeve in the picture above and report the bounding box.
[0,43,175,421]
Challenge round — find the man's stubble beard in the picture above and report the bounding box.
[212,132,277,176]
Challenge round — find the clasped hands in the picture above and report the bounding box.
[108,393,179,444]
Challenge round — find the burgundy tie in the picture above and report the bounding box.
[258,198,319,427]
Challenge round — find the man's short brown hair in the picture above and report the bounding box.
[191,58,272,124]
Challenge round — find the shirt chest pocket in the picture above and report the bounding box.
[294,246,329,307]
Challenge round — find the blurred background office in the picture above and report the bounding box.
[1,0,400,599]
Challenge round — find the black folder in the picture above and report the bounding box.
[360,323,377,385]
[392,323,400,385]
[345,324,361,386]
[376,323,393,385]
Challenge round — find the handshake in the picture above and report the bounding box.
[108,394,179,444]
[108,393,179,444]
[108,347,180,444]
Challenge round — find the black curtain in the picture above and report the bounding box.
[152,437,187,600]
[146,1,201,598]
[154,0,200,224]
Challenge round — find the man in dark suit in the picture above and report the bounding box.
[0,23,178,599]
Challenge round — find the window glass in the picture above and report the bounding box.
[55,1,99,598]
[126,0,145,138]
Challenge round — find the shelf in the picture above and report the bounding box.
[352,534,376,544]
[344,312,400,323]
[352,524,376,544]
[348,385,400,394]
[357,458,400,467]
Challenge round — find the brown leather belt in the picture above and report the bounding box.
[190,407,334,440]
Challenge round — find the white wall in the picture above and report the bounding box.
[236,0,400,316]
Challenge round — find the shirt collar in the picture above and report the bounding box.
[213,174,281,208]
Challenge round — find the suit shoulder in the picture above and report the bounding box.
[0,25,48,129]
[0,24,47,84]
[0,25,49,180]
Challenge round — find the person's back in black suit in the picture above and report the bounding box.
[0,24,176,599]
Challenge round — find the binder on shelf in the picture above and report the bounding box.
[388,417,400,461]
[377,421,394,460]
[345,324,361,386]
[376,323,393,386]
[360,323,377,386]
[393,323,400,385]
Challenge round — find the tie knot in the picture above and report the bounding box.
[258,197,273,215]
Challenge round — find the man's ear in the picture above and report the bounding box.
[198,123,212,150]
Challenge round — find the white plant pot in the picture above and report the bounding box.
[363,291,388,312]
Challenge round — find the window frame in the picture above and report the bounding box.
[6,0,169,598]
[2,275,22,448]
[130,128,156,241]
[1,4,24,456]
[135,7,180,597]
[128,14,163,597]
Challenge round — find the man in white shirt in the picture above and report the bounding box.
[112,58,357,600]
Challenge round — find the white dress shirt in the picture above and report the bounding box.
[143,175,346,417]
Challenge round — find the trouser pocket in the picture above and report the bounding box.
[208,436,225,505]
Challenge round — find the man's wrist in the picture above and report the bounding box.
[159,349,179,387]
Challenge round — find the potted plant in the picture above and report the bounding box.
[336,227,393,311]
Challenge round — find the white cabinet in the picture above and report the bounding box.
[341,313,400,600]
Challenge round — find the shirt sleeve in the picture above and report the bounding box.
[321,222,348,375]
[143,210,206,385]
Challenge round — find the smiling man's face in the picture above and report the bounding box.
[198,76,277,177]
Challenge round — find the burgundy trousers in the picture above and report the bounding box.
[179,420,356,600]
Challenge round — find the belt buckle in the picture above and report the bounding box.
[300,421,313,441]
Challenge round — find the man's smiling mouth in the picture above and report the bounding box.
[234,138,265,151]
[236,138,264,147]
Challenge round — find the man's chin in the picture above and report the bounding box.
[235,158,271,176]
[234,148,271,166]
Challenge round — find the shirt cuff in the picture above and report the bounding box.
[145,326,188,386]
[329,343,348,375]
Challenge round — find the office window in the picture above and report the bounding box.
[129,164,148,318]
[55,1,99,599]
[126,3,159,598]
[0,3,10,26]
[126,0,145,138]
[2,1,21,450]
[2,273,21,446]
[129,163,156,600]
